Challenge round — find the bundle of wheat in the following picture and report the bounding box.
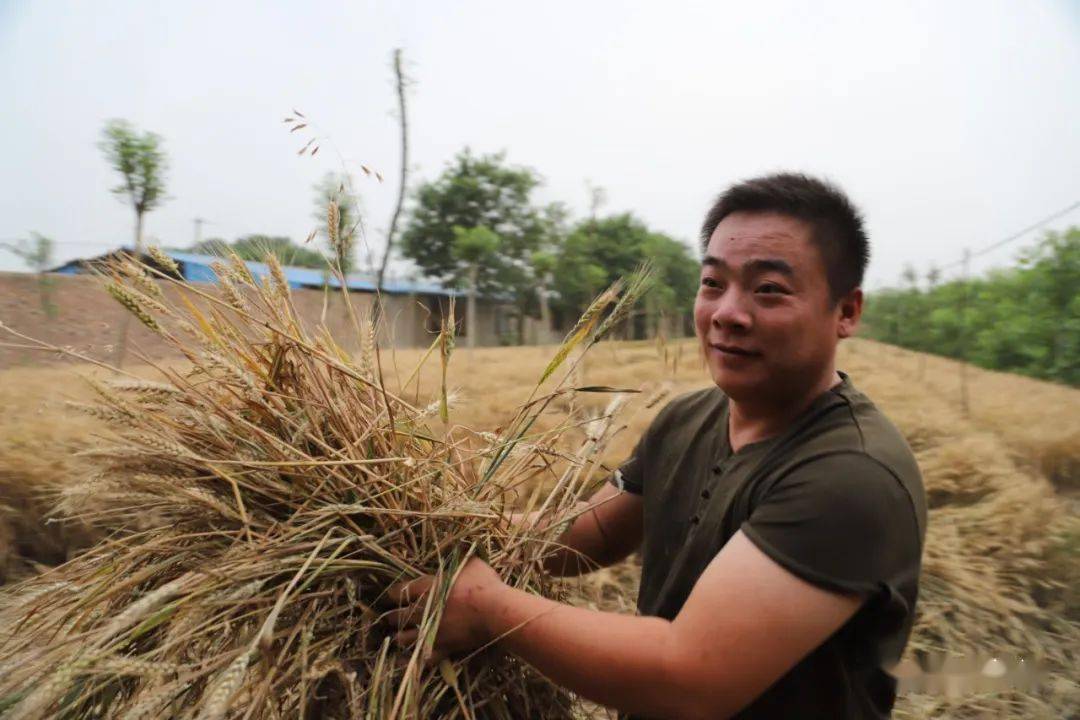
[0,248,649,720]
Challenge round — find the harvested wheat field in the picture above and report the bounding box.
[0,263,1077,718]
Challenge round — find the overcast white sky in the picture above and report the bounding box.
[2,0,1078,288]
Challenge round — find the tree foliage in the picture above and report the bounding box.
[452,225,501,267]
[2,232,57,318]
[400,149,699,341]
[401,150,566,343]
[452,226,502,347]
[2,232,54,272]
[551,213,698,330]
[862,227,1080,386]
[98,119,168,251]
[401,149,550,294]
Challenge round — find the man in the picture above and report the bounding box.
[388,173,927,719]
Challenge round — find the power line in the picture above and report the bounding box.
[939,199,1080,271]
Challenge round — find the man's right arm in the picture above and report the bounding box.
[517,482,643,577]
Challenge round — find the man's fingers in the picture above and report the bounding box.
[382,603,424,629]
[390,644,445,670]
[387,576,434,605]
[395,627,420,647]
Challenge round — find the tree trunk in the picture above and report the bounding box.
[538,282,552,344]
[134,210,145,254]
[467,263,478,349]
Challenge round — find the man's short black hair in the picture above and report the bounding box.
[700,173,869,303]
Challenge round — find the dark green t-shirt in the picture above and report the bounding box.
[613,372,926,719]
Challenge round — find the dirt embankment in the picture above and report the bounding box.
[0,271,431,371]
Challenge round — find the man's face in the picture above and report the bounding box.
[693,211,860,404]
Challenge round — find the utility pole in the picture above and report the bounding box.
[958,248,971,417]
[920,264,940,381]
[193,217,210,248]
[586,180,606,223]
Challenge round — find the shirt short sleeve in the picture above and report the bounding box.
[740,452,922,598]
[608,396,682,496]
[611,430,647,495]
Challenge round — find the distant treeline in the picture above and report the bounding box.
[862,227,1079,386]
[182,150,700,343]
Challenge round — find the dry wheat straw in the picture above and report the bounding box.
[211,263,246,310]
[105,283,160,333]
[266,253,290,301]
[227,252,256,287]
[0,252,642,719]
[147,246,180,275]
[327,200,342,260]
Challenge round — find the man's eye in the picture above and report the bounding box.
[756,283,786,294]
[701,278,722,289]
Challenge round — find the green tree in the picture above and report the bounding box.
[863,227,1080,386]
[2,232,57,318]
[401,149,559,343]
[2,232,53,273]
[895,263,923,349]
[1015,228,1080,382]
[313,173,361,274]
[452,226,501,348]
[530,249,557,340]
[641,232,700,337]
[98,120,168,254]
[401,149,547,292]
[552,213,697,337]
[553,214,648,316]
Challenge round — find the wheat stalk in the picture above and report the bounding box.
[0,251,648,719]
[106,283,160,333]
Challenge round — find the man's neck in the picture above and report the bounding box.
[727,368,843,452]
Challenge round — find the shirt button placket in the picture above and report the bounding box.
[698,461,722,518]
[703,460,725,504]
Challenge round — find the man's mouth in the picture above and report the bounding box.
[710,343,761,357]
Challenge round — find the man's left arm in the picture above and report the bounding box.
[389,530,863,720]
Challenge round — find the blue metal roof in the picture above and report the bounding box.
[53,246,464,297]
[165,249,464,296]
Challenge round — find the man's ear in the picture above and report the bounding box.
[836,288,863,339]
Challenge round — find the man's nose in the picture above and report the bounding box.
[711,288,752,331]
